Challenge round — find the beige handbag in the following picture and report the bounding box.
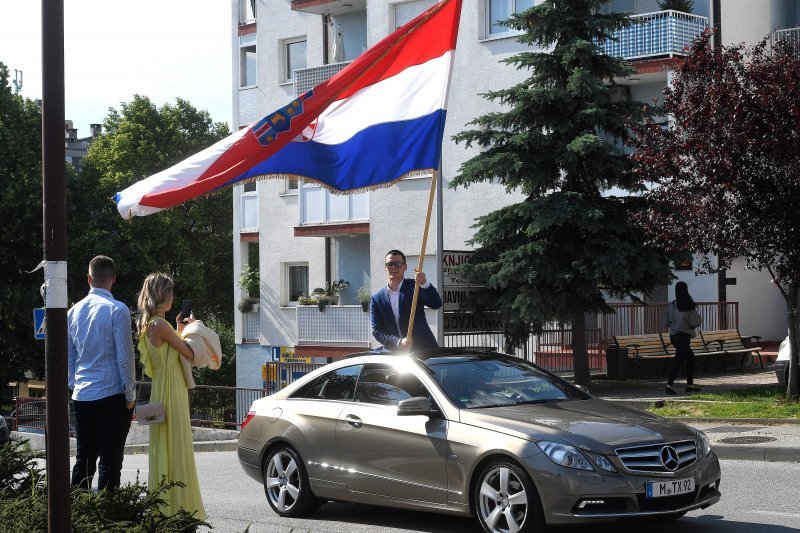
[135,402,165,425]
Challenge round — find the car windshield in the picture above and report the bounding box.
[422,355,587,409]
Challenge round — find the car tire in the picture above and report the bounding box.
[474,458,545,533]
[263,445,320,517]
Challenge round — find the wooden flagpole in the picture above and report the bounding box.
[406,170,438,345]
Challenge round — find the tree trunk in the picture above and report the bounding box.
[786,286,800,400]
[572,311,591,386]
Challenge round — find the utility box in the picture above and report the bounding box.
[605,346,628,381]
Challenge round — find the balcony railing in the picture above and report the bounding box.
[597,10,708,61]
[774,27,800,52]
[297,304,372,345]
[295,61,353,97]
[242,310,259,342]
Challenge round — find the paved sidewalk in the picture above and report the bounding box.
[592,366,800,463]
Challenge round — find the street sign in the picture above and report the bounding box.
[442,311,503,333]
[442,251,483,311]
[33,308,46,340]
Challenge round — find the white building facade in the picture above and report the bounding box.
[230,0,800,390]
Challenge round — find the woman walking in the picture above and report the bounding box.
[136,272,206,520]
[663,281,703,395]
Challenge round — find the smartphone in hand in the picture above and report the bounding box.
[179,299,192,322]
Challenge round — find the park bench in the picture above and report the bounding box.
[611,334,674,378]
[612,333,731,377]
[698,329,764,370]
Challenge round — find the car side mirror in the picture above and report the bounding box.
[575,384,589,395]
[397,396,433,416]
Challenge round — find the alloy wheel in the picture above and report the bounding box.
[477,465,529,533]
[265,450,301,513]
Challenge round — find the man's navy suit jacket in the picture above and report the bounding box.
[370,279,443,351]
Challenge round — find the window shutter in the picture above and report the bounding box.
[394,0,438,29]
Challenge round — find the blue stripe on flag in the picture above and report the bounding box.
[228,109,447,191]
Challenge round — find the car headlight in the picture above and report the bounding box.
[698,430,712,456]
[585,451,617,472]
[537,441,593,471]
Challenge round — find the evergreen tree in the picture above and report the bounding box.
[451,0,674,385]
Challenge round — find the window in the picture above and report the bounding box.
[292,365,362,400]
[285,263,308,305]
[241,181,258,230]
[240,35,257,87]
[394,0,437,29]
[240,0,256,23]
[283,178,299,194]
[486,0,534,37]
[355,365,430,406]
[284,38,307,82]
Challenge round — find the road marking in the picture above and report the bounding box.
[750,510,800,519]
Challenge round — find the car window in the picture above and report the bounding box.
[291,365,361,401]
[355,364,429,406]
[426,356,586,409]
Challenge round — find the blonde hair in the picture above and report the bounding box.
[136,272,174,337]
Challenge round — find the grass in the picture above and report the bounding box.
[648,385,800,419]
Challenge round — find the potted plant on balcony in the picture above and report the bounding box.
[238,295,259,313]
[239,265,260,296]
[312,279,350,304]
[297,294,315,306]
[314,294,332,312]
[357,285,371,312]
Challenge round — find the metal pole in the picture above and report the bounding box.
[42,0,71,529]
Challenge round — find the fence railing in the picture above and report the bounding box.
[597,10,708,61]
[599,301,738,344]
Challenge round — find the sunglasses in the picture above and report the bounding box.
[385,261,405,268]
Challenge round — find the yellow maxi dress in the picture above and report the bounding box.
[139,320,206,520]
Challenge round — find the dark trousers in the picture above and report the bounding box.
[71,393,133,490]
[668,332,695,386]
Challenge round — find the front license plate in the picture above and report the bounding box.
[645,477,695,498]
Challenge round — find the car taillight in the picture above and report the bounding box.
[241,411,256,430]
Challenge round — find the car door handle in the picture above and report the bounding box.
[344,414,362,428]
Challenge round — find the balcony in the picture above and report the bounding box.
[774,27,800,52]
[294,61,353,97]
[290,0,366,16]
[298,184,368,234]
[242,311,259,343]
[296,305,372,355]
[597,10,708,61]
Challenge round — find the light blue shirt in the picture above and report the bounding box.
[67,287,136,402]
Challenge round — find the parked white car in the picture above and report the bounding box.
[775,336,790,387]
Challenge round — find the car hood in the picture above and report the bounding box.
[460,398,694,452]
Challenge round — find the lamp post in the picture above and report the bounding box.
[42,0,71,529]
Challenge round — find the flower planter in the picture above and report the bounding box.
[317,302,328,312]
[361,301,369,312]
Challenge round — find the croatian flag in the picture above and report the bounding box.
[115,0,462,217]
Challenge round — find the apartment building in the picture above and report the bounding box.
[230,0,800,390]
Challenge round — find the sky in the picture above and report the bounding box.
[0,0,233,138]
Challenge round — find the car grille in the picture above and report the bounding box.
[616,439,697,473]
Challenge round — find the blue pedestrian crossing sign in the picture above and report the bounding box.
[33,308,46,340]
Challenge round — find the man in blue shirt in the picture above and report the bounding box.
[68,255,136,490]
[370,249,442,351]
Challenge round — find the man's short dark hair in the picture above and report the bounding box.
[385,250,406,263]
[89,255,115,284]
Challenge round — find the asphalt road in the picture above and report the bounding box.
[101,453,800,533]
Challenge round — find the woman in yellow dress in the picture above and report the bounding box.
[136,272,206,520]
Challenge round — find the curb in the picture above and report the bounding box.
[123,440,239,455]
[713,445,800,463]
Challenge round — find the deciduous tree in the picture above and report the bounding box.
[452,0,674,385]
[633,32,800,399]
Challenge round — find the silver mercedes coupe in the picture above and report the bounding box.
[237,349,721,533]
